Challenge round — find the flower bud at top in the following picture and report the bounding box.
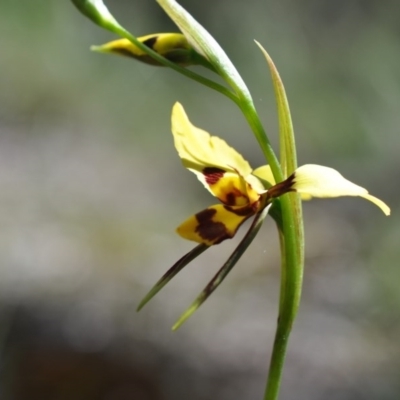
[92,33,197,67]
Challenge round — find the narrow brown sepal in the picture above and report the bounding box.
[137,243,208,311]
[172,204,272,330]
[267,173,295,199]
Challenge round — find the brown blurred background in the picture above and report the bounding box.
[0,0,399,399]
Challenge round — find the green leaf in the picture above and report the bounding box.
[254,41,304,270]
[255,41,297,177]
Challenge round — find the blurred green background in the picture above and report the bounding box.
[0,1,399,399]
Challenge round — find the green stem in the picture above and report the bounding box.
[276,223,286,312]
[260,176,303,400]
[264,322,290,399]
[235,95,303,400]
[237,98,283,182]
[264,194,303,400]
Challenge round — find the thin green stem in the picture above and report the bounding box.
[237,98,283,182]
[276,221,286,312]
[260,170,303,400]
[264,322,290,399]
[264,194,303,400]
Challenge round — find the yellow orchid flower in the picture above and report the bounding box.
[172,103,390,247]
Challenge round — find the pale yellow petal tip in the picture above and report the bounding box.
[294,164,391,215]
[90,45,107,53]
[361,194,391,216]
[172,101,184,113]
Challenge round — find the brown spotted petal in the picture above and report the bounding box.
[176,204,258,246]
[199,169,255,206]
[192,167,265,207]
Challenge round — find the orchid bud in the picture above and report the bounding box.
[92,33,197,67]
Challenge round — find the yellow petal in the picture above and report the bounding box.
[171,102,253,177]
[245,174,267,198]
[176,204,256,245]
[253,165,275,187]
[293,164,390,215]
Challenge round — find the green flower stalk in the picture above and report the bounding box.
[71,1,391,400]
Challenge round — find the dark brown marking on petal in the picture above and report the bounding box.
[196,208,217,223]
[111,48,138,58]
[223,204,255,217]
[217,205,255,241]
[195,208,229,244]
[226,192,236,205]
[142,36,158,50]
[203,167,225,185]
[224,188,249,206]
[267,173,296,199]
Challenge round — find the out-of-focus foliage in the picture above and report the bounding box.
[0,1,399,399]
